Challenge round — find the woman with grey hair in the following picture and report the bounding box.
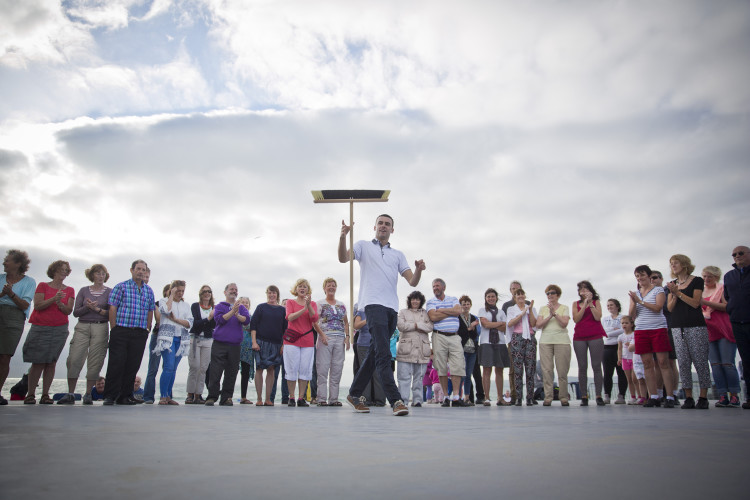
[396,290,433,407]
[23,260,75,404]
[0,249,36,405]
[315,278,349,406]
[701,265,741,407]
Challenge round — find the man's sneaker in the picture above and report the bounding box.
[614,395,626,404]
[57,393,75,405]
[204,398,216,406]
[220,399,233,406]
[441,398,451,407]
[696,397,709,409]
[102,398,115,406]
[681,397,695,409]
[392,400,409,416]
[643,397,661,407]
[729,395,741,408]
[346,395,370,413]
[715,394,730,407]
[82,394,93,405]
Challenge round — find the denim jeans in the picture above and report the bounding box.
[462,351,477,397]
[271,362,287,402]
[709,338,741,394]
[159,337,182,398]
[142,331,161,402]
[349,305,401,406]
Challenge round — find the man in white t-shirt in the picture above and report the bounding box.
[339,214,425,416]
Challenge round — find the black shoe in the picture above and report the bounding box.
[644,397,661,407]
[297,398,309,407]
[476,398,485,405]
[103,398,115,406]
[681,397,695,409]
[116,397,137,405]
[532,398,538,405]
[0,394,7,405]
[664,398,676,408]
[743,400,750,410]
[57,393,75,405]
[204,398,216,406]
[220,398,233,406]
[373,401,386,407]
[696,397,709,409]
[288,399,296,407]
[412,402,422,407]
[596,397,605,406]
[581,398,588,406]
[441,398,451,407]
[526,397,534,406]
[673,396,680,407]
[281,399,289,405]
[452,399,467,407]
[509,398,516,405]
[515,399,522,406]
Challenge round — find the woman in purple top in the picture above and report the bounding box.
[59,264,111,405]
[572,280,606,406]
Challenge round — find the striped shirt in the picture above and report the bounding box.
[108,279,155,330]
[634,286,667,330]
[426,295,460,333]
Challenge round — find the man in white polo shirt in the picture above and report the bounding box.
[427,278,467,407]
[339,214,425,417]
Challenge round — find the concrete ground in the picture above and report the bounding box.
[1,400,747,500]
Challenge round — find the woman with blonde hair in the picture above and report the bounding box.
[284,278,318,407]
[59,264,111,405]
[154,280,193,405]
[536,284,571,406]
[23,260,75,404]
[667,254,711,409]
[315,278,349,406]
[186,284,215,404]
[701,265,741,407]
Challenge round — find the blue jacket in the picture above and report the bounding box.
[724,264,750,323]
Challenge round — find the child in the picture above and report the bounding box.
[626,319,648,405]
[618,316,641,404]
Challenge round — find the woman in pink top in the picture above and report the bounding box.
[572,280,606,406]
[700,265,741,407]
[22,260,75,405]
[284,278,319,407]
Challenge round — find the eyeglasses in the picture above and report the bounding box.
[650,276,661,280]
[732,251,745,257]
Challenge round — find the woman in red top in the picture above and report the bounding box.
[22,260,75,404]
[572,280,606,406]
[284,278,319,407]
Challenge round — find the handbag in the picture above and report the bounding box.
[283,327,314,343]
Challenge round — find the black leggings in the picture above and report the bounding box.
[240,361,254,399]
[602,345,627,397]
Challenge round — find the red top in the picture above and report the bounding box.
[29,282,75,327]
[284,299,319,348]
[573,300,606,341]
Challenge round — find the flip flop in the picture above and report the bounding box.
[264,401,274,406]
[256,401,264,406]
[240,399,253,404]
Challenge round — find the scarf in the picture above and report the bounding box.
[488,305,500,344]
[153,302,191,357]
[702,283,724,320]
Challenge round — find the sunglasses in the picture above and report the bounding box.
[201,290,212,294]
[732,251,745,257]
[650,276,661,280]
[545,292,558,296]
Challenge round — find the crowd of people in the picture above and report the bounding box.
[1,233,749,414]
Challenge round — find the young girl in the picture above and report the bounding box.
[626,317,648,405]
[617,316,642,404]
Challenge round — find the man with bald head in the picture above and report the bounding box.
[724,245,750,409]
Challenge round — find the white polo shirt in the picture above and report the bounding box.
[353,239,410,313]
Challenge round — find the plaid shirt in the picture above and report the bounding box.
[108,279,155,329]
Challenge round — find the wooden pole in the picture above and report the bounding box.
[349,200,354,342]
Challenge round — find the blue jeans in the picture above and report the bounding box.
[271,362,287,402]
[462,351,477,396]
[349,305,401,406]
[732,322,750,399]
[709,338,741,394]
[159,337,182,398]
[142,331,161,402]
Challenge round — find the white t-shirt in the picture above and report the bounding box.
[353,239,410,312]
[478,307,508,344]
[618,332,634,360]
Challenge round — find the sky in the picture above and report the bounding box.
[2,0,749,384]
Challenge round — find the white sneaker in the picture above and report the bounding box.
[603,395,611,404]
[614,395,626,404]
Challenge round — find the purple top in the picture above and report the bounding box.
[73,286,111,322]
[212,301,251,345]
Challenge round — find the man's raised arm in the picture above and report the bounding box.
[338,220,353,263]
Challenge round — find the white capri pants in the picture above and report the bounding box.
[284,345,315,381]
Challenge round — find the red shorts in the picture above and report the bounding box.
[634,328,672,355]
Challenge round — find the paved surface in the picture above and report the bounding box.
[1,400,747,500]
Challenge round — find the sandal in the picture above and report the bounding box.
[256,401,264,406]
[317,401,329,407]
[264,401,274,406]
[24,395,36,405]
[167,399,179,405]
[330,401,342,406]
[240,399,253,405]
[39,394,54,405]
[158,399,168,405]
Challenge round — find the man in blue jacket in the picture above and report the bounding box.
[724,245,750,409]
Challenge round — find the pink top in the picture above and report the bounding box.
[702,285,734,343]
[284,299,319,348]
[573,300,606,341]
[29,282,75,327]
